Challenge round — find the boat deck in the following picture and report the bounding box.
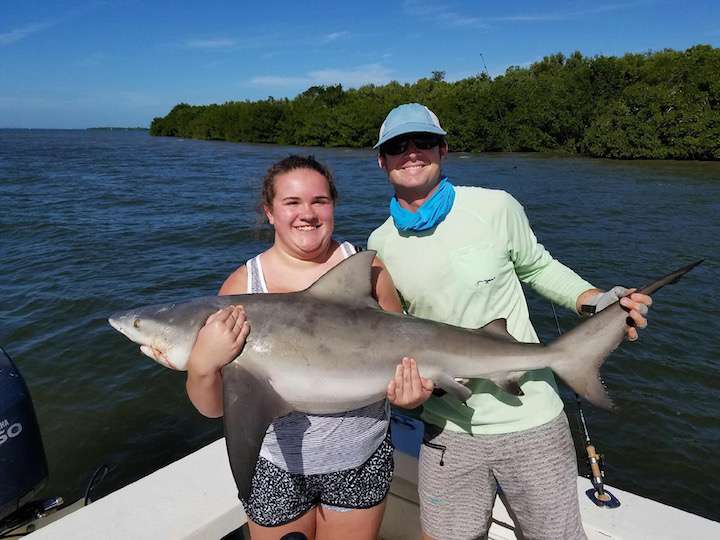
[25,438,720,539]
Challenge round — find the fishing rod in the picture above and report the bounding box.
[550,303,621,509]
[479,53,508,149]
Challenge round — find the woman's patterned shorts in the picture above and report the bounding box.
[242,436,394,527]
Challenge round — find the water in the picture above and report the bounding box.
[1,130,719,522]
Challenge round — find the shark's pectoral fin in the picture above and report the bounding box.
[221,363,293,502]
[488,371,525,396]
[477,318,517,342]
[434,373,472,402]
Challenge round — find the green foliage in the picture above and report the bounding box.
[150,46,720,160]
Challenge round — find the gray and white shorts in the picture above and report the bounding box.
[419,412,586,540]
[242,436,394,527]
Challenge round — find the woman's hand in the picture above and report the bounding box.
[188,305,250,375]
[185,305,250,418]
[387,357,434,409]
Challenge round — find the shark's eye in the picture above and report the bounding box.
[133,318,140,329]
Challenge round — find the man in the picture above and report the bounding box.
[368,103,652,540]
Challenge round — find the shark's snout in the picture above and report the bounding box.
[108,316,123,334]
[108,309,186,370]
[108,312,144,344]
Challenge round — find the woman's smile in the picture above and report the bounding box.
[265,168,335,258]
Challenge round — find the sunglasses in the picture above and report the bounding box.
[381,134,443,156]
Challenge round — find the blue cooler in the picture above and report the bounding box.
[390,410,425,458]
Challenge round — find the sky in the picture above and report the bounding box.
[1,0,718,128]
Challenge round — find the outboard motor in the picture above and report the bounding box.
[0,346,48,524]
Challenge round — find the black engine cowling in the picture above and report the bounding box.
[0,346,48,522]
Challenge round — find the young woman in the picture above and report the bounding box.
[184,155,430,540]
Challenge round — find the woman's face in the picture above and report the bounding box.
[264,168,335,258]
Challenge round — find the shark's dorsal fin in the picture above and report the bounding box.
[303,250,378,307]
[478,318,517,342]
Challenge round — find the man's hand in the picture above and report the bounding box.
[387,357,434,409]
[619,289,652,341]
[579,287,652,342]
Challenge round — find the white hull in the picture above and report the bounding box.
[26,439,719,540]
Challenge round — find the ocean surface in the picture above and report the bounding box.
[1,129,719,522]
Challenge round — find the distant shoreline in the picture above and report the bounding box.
[0,127,149,131]
[149,45,720,161]
[86,127,148,131]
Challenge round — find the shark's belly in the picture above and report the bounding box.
[268,366,389,414]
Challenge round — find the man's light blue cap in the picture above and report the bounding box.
[374,103,447,149]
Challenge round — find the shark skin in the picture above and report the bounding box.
[108,251,702,500]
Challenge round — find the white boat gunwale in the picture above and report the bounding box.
[25,437,720,539]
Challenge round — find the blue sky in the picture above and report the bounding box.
[1,0,718,128]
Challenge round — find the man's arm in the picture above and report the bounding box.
[370,254,434,409]
[505,194,652,338]
[504,194,594,310]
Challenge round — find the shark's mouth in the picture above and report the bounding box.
[139,345,177,370]
[109,315,179,370]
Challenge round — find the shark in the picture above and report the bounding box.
[108,251,702,500]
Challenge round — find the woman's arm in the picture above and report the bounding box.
[186,306,250,417]
[372,256,434,408]
[370,256,403,313]
[186,266,250,417]
[218,264,248,296]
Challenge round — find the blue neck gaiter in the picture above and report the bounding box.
[390,177,455,232]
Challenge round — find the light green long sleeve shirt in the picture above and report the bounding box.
[368,186,595,434]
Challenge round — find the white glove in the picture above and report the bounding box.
[581,286,634,316]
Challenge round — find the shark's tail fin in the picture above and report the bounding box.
[548,259,703,410]
[548,309,623,410]
[638,259,703,296]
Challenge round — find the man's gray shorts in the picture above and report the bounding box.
[418,412,587,540]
